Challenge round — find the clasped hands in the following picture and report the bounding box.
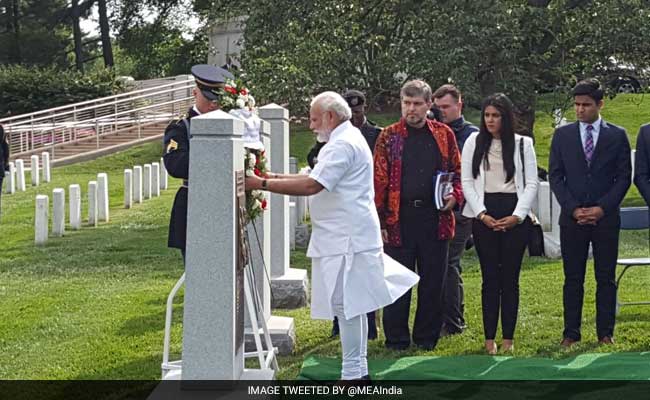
[572,206,604,225]
[480,213,519,232]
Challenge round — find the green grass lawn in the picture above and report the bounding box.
[1,95,650,380]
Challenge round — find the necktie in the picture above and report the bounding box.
[584,124,594,165]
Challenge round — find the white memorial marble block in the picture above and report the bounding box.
[52,188,65,236]
[88,181,98,226]
[69,184,81,230]
[35,195,49,245]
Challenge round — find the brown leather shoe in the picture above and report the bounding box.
[560,338,578,348]
[598,336,615,345]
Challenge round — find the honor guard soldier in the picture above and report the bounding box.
[163,64,234,259]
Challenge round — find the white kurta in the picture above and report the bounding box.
[308,121,419,320]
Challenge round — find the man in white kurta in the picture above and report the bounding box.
[246,91,418,380]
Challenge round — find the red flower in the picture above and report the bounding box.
[254,168,261,176]
[224,85,238,95]
[240,88,248,96]
[261,199,267,209]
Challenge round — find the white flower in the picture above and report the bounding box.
[254,199,262,209]
[248,153,257,166]
[248,95,255,108]
[245,169,254,177]
[236,98,246,109]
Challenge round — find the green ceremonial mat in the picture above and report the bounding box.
[298,352,650,380]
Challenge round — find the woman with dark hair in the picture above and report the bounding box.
[460,93,538,354]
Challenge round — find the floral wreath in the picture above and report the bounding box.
[244,142,269,223]
[219,78,255,112]
[216,77,268,223]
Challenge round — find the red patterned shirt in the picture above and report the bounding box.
[374,118,463,246]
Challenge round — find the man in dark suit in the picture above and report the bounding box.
[549,78,632,347]
[634,123,650,205]
[163,64,234,260]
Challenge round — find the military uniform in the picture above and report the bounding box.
[162,65,233,255]
[163,107,199,251]
[359,119,382,153]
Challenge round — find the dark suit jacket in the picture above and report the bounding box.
[549,120,632,227]
[634,123,650,206]
[0,125,8,172]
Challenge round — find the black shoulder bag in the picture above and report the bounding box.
[520,138,545,257]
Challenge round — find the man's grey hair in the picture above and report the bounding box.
[401,79,432,102]
[311,91,352,121]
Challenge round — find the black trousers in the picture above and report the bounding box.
[560,221,619,341]
[472,193,529,340]
[383,206,449,348]
[442,210,472,333]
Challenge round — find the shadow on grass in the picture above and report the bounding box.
[118,307,183,337]
[74,355,163,380]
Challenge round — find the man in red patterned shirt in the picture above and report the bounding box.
[374,79,463,350]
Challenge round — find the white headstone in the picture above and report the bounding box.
[52,188,65,237]
[289,201,296,251]
[133,166,143,204]
[30,155,40,186]
[88,181,98,226]
[160,158,168,190]
[143,164,152,200]
[4,162,15,194]
[259,104,290,278]
[631,149,636,178]
[296,195,307,224]
[42,152,51,183]
[538,182,552,231]
[15,159,26,191]
[550,191,561,241]
[152,162,161,197]
[69,184,81,230]
[35,195,49,245]
[97,173,109,222]
[124,169,133,209]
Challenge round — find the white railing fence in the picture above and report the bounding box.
[0,76,195,162]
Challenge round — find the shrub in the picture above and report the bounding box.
[0,65,124,117]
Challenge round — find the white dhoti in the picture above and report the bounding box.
[311,247,418,379]
[311,247,419,320]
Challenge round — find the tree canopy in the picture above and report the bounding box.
[203,0,650,130]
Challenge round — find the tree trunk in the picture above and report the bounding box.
[10,0,21,63]
[97,0,114,67]
[513,102,537,141]
[71,0,84,71]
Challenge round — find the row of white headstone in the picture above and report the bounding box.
[34,173,109,245]
[34,159,170,245]
[288,157,310,250]
[4,153,52,194]
[124,159,168,209]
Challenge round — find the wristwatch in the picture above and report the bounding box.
[261,179,268,189]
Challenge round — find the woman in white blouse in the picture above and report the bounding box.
[461,93,538,355]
